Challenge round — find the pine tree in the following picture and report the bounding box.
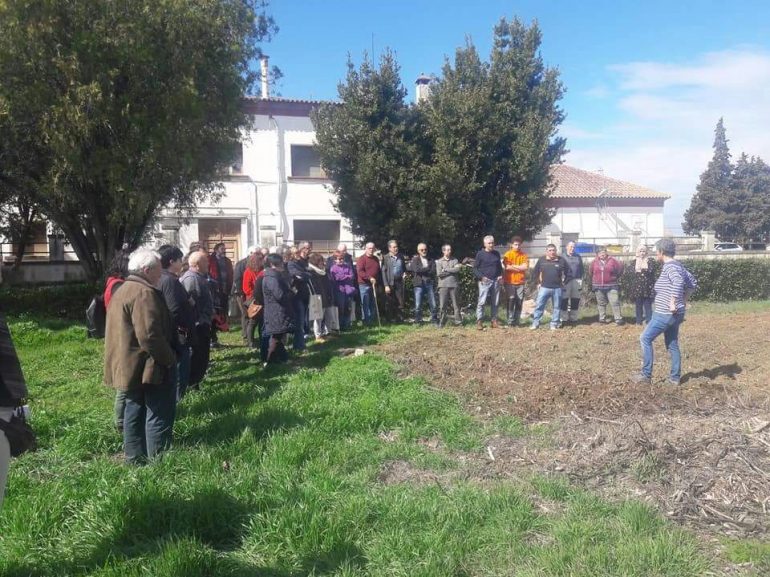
[683,118,733,236]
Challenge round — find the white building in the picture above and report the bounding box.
[155,97,349,262]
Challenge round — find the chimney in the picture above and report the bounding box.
[260,55,269,99]
[415,73,432,104]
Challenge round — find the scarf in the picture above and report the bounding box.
[308,263,326,276]
[635,257,649,273]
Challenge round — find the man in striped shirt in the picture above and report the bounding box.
[632,238,697,385]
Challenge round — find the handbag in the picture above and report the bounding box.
[247,302,263,319]
[308,294,324,321]
[324,306,340,331]
[0,410,37,458]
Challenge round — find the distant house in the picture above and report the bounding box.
[540,164,669,250]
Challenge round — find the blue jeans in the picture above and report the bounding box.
[635,298,653,324]
[123,378,177,464]
[476,279,500,321]
[414,283,437,323]
[640,312,684,381]
[359,284,376,325]
[531,286,562,328]
[292,298,307,351]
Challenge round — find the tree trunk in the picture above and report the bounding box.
[11,205,36,270]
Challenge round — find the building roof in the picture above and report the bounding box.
[243,96,335,106]
[551,164,670,199]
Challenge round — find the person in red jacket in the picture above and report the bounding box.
[242,253,264,350]
[588,247,625,325]
[356,242,381,326]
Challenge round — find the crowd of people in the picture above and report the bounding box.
[94,234,696,465]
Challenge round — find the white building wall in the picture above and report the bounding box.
[552,205,665,240]
[159,110,352,254]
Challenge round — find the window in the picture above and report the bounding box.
[230,142,243,174]
[290,145,326,178]
[293,220,340,242]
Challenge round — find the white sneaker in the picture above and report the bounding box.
[529,324,538,330]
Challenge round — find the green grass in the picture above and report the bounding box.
[0,317,714,576]
[722,538,770,575]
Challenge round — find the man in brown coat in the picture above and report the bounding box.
[104,249,177,465]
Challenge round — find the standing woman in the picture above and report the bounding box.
[242,253,265,350]
[262,253,294,366]
[307,252,333,341]
[329,250,356,330]
[628,246,656,325]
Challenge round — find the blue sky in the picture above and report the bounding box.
[264,1,770,233]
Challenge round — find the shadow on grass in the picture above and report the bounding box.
[177,406,305,446]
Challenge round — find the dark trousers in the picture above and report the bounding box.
[236,295,248,342]
[123,379,176,464]
[635,297,653,324]
[189,324,211,385]
[385,279,405,322]
[292,298,308,351]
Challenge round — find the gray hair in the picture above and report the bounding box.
[655,238,676,257]
[337,243,347,252]
[388,239,398,248]
[127,249,160,275]
[365,242,375,249]
[483,235,495,244]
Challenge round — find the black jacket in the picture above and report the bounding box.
[262,268,295,335]
[409,255,435,287]
[158,269,195,332]
[308,268,333,308]
[287,258,311,303]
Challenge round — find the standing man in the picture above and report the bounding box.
[208,242,234,347]
[233,246,259,344]
[381,240,406,323]
[589,247,625,325]
[530,244,570,331]
[436,244,463,327]
[560,241,584,325]
[356,242,381,326]
[180,251,214,390]
[157,245,196,401]
[410,243,438,325]
[502,236,529,327]
[633,238,697,385]
[473,235,503,330]
[104,249,177,465]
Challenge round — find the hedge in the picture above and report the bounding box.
[0,283,96,320]
[0,257,767,321]
[402,257,770,310]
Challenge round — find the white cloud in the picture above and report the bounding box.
[565,47,770,233]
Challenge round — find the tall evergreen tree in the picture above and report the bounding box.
[425,18,565,255]
[683,118,732,236]
[313,18,565,257]
[730,154,770,242]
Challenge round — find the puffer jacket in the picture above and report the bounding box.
[262,268,295,335]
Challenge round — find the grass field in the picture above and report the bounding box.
[2,306,765,576]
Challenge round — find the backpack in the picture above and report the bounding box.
[86,294,106,339]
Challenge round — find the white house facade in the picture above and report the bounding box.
[155,97,350,262]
